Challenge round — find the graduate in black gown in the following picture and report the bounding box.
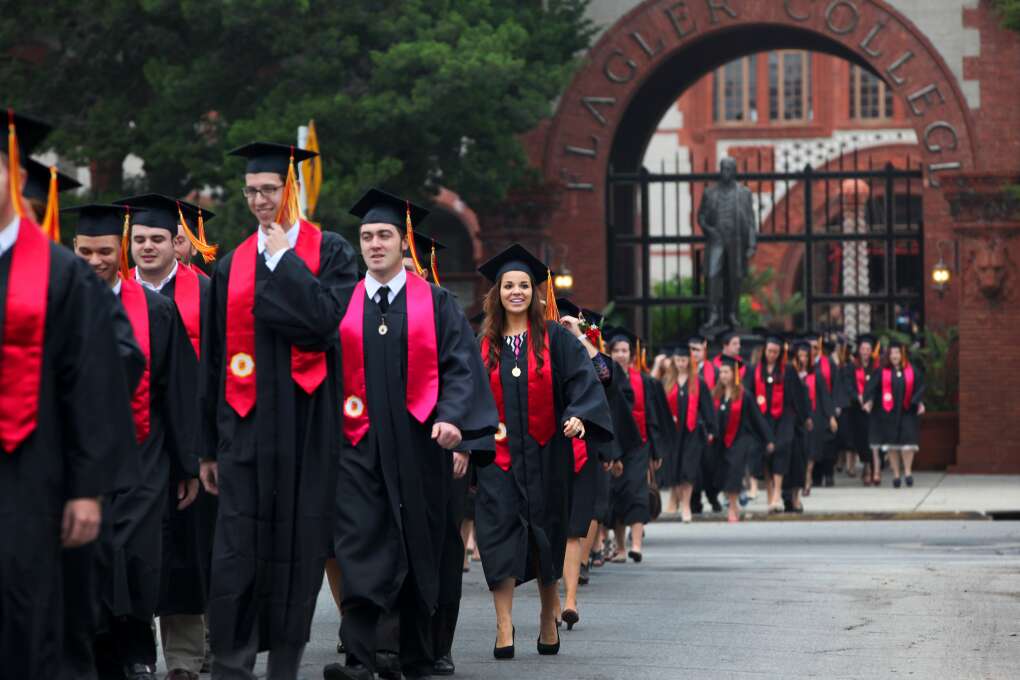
[0,111,134,680]
[749,335,810,513]
[606,328,668,563]
[197,142,358,679]
[473,244,613,660]
[67,202,200,680]
[689,334,723,513]
[323,190,497,680]
[863,340,926,488]
[846,334,881,485]
[664,344,717,523]
[114,195,219,680]
[710,355,774,523]
[804,335,840,497]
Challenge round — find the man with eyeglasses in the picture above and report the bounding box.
[197,141,358,679]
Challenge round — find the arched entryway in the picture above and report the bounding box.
[538,0,976,341]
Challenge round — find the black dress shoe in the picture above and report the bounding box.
[123,664,156,680]
[376,651,401,680]
[537,631,560,656]
[337,625,346,655]
[628,550,643,563]
[493,626,515,659]
[893,477,902,488]
[323,662,375,680]
[578,562,590,585]
[905,475,914,487]
[710,500,723,513]
[433,654,455,675]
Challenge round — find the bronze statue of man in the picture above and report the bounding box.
[697,157,757,329]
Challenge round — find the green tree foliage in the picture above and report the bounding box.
[993,0,1020,31]
[885,326,959,412]
[2,0,594,247]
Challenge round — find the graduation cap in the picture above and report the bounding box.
[63,203,128,238]
[410,230,444,284]
[2,109,52,158]
[477,243,559,321]
[687,333,707,347]
[24,158,80,202]
[606,326,636,349]
[856,333,877,347]
[580,307,604,327]
[229,142,317,177]
[763,333,785,348]
[556,297,581,319]
[717,354,742,369]
[115,194,219,263]
[351,188,432,276]
[719,328,739,344]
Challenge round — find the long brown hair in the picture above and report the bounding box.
[711,364,737,402]
[480,273,547,371]
[659,356,679,394]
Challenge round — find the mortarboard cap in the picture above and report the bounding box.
[477,243,553,285]
[63,203,128,237]
[556,297,581,319]
[718,354,742,369]
[350,187,430,230]
[1,109,52,158]
[687,333,707,347]
[115,194,184,235]
[229,142,317,177]
[606,326,637,349]
[856,333,877,347]
[720,328,739,344]
[411,231,445,254]
[23,159,80,201]
[580,307,604,327]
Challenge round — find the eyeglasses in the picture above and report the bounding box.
[242,184,283,200]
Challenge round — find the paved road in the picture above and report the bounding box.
[181,521,1020,679]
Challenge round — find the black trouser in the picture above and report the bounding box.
[342,572,433,678]
[94,616,156,678]
[62,544,99,680]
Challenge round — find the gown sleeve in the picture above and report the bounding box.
[157,296,200,480]
[607,361,643,459]
[645,376,676,461]
[253,231,358,349]
[786,364,809,424]
[550,322,614,444]
[108,287,145,393]
[698,378,718,439]
[197,258,227,461]
[863,368,881,407]
[909,366,926,409]
[745,391,775,447]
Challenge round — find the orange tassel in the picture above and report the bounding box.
[429,244,440,285]
[119,208,132,279]
[405,200,426,277]
[544,269,559,322]
[177,202,218,263]
[40,166,60,242]
[872,340,881,363]
[7,110,28,219]
[274,148,305,228]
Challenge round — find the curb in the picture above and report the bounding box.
[653,510,992,522]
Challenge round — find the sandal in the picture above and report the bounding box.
[610,551,627,564]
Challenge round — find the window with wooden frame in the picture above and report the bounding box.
[712,55,758,124]
[849,65,894,120]
[768,51,813,122]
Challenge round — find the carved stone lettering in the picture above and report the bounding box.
[858,17,888,58]
[561,168,594,191]
[565,136,600,158]
[825,0,860,35]
[630,31,665,59]
[885,51,914,86]
[784,0,812,21]
[664,2,698,38]
[907,84,945,116]
[705,0,738,25]
[603,48,638,84]
[580,96,616,126]
[923,121,959,154]
[927,161,962,188]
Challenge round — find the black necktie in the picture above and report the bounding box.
[377,286,391,314]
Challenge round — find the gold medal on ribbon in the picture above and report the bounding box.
[378,323,388,336]
[511,366,522,378]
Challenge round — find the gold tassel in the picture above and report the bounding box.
[872,340,881,363]
[274,148,305,228]
[544,269,559,321]
[177,202,218,263]
[405,200,426,277]
[7,110,27,219]
[119,208,132,279]
[40,166,60,242]
[429,244,440,285]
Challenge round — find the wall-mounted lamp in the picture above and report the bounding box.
[554,269,574,294]
[931,239,953,295]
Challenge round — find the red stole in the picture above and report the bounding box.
[806,373,818,411]
[571,439,588,474]
[713,353,746,381]
[668,381,698,433]
[0,218,50,453]
[120,278,151,443]
[755,362,784,419]
[341,273,439,445]
[131,264,201,359]
[480,324,555,471]
[881,365,914,412]
[855,363,868,398]
[714,391,743,448]
[224,220,326,417]
[188,262,209,279]
[628,367,648,443]
[701,361,717,390]
[818,355,833,392]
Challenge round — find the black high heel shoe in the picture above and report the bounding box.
[537,630,560,656]
[493,626,515,660]
[562,608,579,631]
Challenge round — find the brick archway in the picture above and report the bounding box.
[537,0,977,324]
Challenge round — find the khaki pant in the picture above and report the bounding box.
[159,614,206,674]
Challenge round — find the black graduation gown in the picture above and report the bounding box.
[844,360,877,456]
[749,362,808,478]
[0,241,134,680]
[610,370,665,527]
[712,389,774,494]
[157,272,217,617]
[567,351,614,537]
[804,362,837,463]
[864,366,926,447]
[476,322,613,589]
[200,231,357,650]
[830,357,854,450]
[102,285,197,623]
[332,282,498,612]
[667,378,717,486]
[592,361,641,525]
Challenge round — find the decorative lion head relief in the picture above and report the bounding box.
[966,235,1015,304]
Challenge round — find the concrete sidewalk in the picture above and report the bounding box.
[658,472,1020,520]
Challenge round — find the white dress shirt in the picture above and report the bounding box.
[112,277,123,296]
[364,268,406,306]
[0,216,20,258]
[257,221,300,272]
[135,259,178,292]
